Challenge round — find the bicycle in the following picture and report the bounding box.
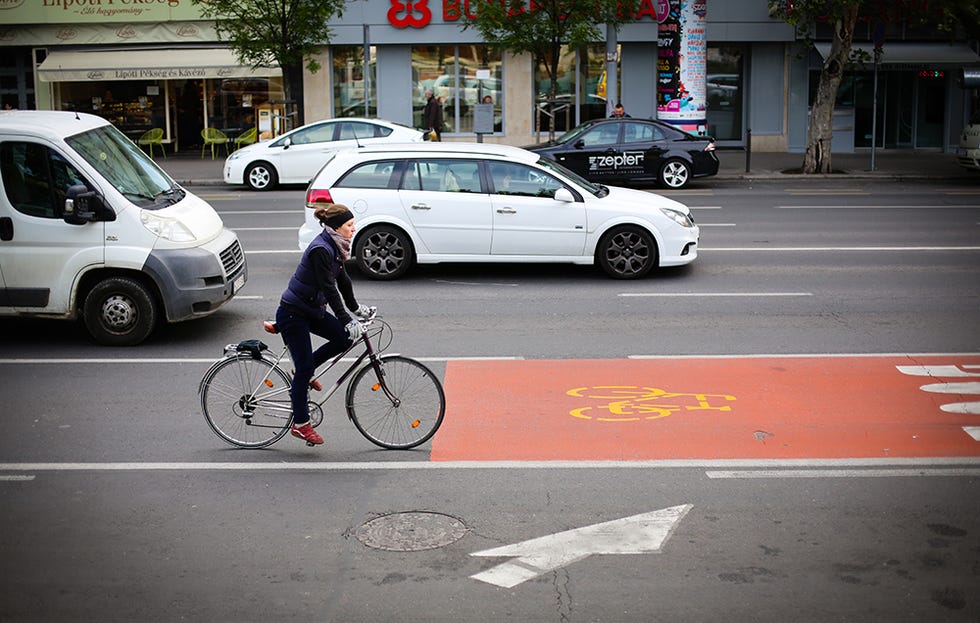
[198,309,445,449]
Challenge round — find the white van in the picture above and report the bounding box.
[0,111,247,345]
[956,113,980,171]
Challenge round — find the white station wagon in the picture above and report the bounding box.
[299,142,699,280]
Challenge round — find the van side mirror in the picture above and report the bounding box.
[64,184,113,225]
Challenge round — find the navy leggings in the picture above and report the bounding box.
[275,306,352,425]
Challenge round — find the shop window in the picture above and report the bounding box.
[706,46,744,142]
[535,44,609,134]
[412,46,502,135]
[333,46,377,118]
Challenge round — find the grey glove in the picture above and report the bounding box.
[354,304,374,320]
[345,319,365,342]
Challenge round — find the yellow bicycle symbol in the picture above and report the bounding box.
[567,385,736,422]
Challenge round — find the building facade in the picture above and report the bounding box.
[2,0,976,153]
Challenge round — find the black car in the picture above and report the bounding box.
[527,118,719,189]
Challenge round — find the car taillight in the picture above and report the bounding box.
[305,188,334,208]
[704,142,716,152]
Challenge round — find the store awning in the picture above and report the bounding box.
[38,48,280,82]
[814,42,980,67]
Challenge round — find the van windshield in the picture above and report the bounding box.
[65,124,183,209]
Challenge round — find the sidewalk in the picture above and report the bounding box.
[155,146,979,187]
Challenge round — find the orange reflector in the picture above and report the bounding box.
[412,420,421,428]
[372,383,381,391]
[264,379,274,387]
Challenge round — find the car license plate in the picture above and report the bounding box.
[233,274,245,294]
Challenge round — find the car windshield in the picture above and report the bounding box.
[66,124,182,209]
[535,156,607,197]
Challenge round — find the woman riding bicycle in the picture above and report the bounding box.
[277,203,371,445]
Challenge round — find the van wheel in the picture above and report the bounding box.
[83,277,157,346]
[353,225,414,280]
[245,162,278,191]
[597,226,658,279]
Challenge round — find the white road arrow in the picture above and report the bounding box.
[469,504,692,588]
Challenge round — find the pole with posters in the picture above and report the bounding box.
[657,0,707,135]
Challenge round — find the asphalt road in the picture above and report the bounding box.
[1,177,979,622]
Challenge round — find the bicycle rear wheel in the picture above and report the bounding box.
[346,355,445,449]
[200,354,293,448]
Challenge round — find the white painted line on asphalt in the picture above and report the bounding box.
[620,292,811,297]
[0,475,34,481]
[0,356,520,365]
[2,458,978,472]
[706,468,980,479]
[964,427,980,441]
[229,227,297,231]
[628,352,980,359]
[696,223,736,227]
[776,205,980,209]
[245,249,302,254]
[232,295,264,300]
[215,210,302,214]
[700,246,980,252]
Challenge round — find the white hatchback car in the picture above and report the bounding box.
[299,142,699,279]
[224,118,424,190]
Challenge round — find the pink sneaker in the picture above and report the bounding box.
[291,422,323,445]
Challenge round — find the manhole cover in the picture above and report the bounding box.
[355,512,467,552]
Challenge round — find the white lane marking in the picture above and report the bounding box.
[776,205,980,209]
[2,458,979,472]
[620,292,811,297]
[706,468,980,479]
[964,427,980,441]
[697,223,736,227]
[245,249,302,254]
[0,475,35,481]
[0,356,521,365]
[215,210,302,214]
[232,295,264,300]
[3,353,976,365]
[700,246,980,252]
[919,382,980,395]
[230,227,296,231]
[470,505,692,588]
[897,365,980,378]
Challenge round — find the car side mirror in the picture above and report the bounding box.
[282,137,292,149]
[63,184,113,225]
[574,140,585,150]
[553,188,574,203]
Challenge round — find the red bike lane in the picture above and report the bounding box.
[430,355,980,461]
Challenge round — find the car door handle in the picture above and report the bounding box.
[411,203,431,210]
[496,207,517,214]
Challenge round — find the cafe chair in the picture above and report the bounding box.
[138,128,166,159]
[233,126,257,151]
[201,127,229,159]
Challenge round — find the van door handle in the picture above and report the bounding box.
[0,217,12,241]
[496,208,517,214]
[411,203,431,210]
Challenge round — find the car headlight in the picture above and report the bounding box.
[660,207,694,228]
[227,151,244,161]
[140,211,197,242]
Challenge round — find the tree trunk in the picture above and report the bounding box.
[803,4,858,174]
[281,62,306,128]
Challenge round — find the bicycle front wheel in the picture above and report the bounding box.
[200,354,293,448]
[346,355,445,449]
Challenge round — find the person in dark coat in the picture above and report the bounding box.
[276,203,371,445]
[424,89,443,141]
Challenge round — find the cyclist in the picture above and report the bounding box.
[277,203,371,445]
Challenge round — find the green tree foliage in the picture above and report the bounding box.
[465,0,640,136]
[768,0,980,174]
[192,0,347,125]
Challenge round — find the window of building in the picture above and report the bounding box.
[333,46,377,118]
[706,46,743,142]
[534,44,610,135]
[412,46,503,135]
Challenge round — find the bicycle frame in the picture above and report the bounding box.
[228,319,397,420]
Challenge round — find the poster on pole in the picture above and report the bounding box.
[657,0,707,133]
